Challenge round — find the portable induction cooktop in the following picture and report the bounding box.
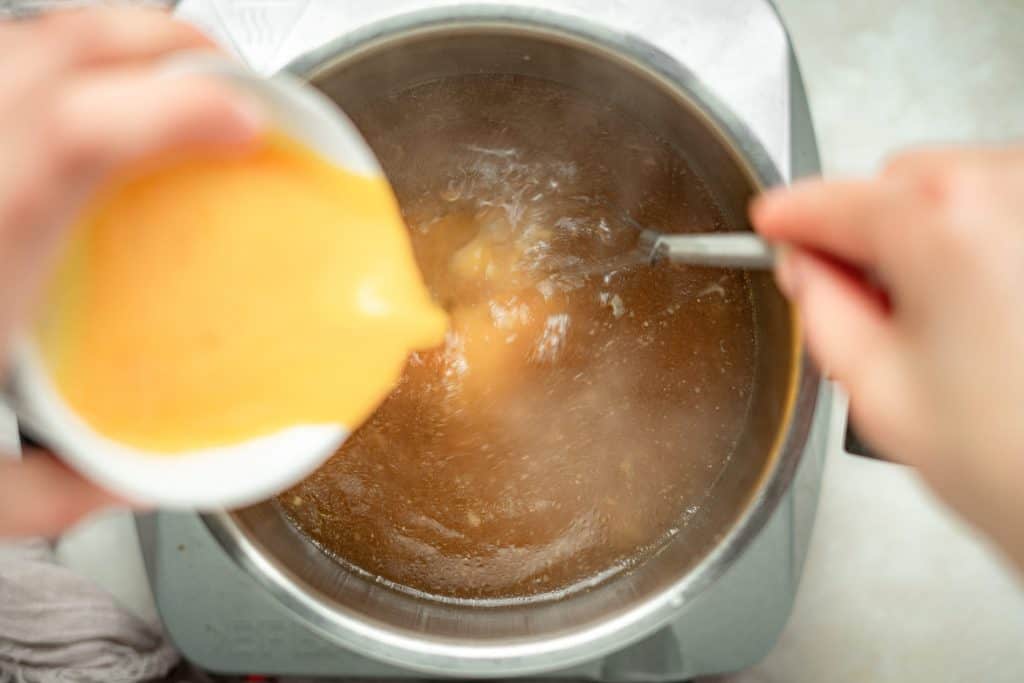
[129,0,834,678]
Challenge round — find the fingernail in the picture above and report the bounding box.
[774,247,802,298]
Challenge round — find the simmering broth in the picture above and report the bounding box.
[279,75,758,601]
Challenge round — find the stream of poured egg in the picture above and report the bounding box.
[34,133,448,453]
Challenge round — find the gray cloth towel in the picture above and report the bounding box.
[0,539,179,683]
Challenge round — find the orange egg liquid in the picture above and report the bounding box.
[34,134,447,453]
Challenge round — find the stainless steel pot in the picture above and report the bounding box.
[203,7,821,676]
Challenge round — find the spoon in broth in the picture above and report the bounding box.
[638,229,776,269]
[556,228,776,281]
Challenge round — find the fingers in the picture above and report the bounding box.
[751,179,900,268]
[777,248,896,400]
[0,8,214,102]
[49,70,265,179]
[781,248,914,459]
[14,71,264,226]
[0,450,123,538]
[0,72,264,348]
[43,6,214,69]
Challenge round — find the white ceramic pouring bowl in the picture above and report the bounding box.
[9,53,383,509]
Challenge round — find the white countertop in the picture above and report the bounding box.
[727,1,1024,681]
[53,1,1024,681]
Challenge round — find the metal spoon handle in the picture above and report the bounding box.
[643,232,776,270]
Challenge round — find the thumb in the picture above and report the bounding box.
[0,450,126,538]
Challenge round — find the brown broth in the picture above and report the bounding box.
[278,75,757,601]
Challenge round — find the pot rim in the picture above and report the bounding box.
[202,5,821,676]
